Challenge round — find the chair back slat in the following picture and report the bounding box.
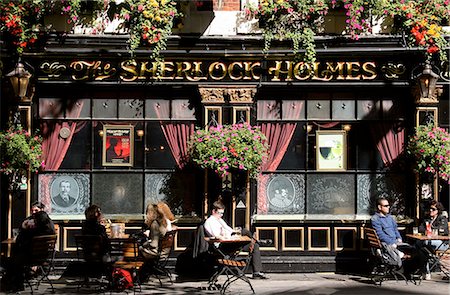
[364,228,382,249]
[75,235,105,263]
[29,235,57,265]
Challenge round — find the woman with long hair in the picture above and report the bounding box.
[418,200,449,280]
[156,201,177,231]
[139,203,168,281]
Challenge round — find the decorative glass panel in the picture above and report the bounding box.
[172,99,195,120]
[145,173,171,206]
[307,100,330,120]
[39,173,90,217]
[307,174,354,215]
[357,100,380,120]
[282,100,305,120]
[66,99,90,119]
[39,98,64,119]
[262,174,305,214]
[119,99,144,118]
[145,99,170,119]
[332,100,355,120]
[93,99,117,119]
[92,173,143,216]
[357,174,407,216]
[257,100,281,121]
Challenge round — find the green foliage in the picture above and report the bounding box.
[246,0,329,64]
[189,124,269,179]
[0,126,44,182]
[407,124,450,182]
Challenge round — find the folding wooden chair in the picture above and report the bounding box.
[23,234,57,294]
[364,228,408,285]
[151,230,177,287]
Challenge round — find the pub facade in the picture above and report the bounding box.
[1,0,449,272]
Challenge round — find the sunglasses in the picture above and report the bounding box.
[381,205,390,208]
[429,208,438,211]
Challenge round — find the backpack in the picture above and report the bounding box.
[111,268,133,291]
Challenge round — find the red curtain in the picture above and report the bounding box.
[370,123,405,166]
[161,122,194,169]
[41,101,84,171]
[257,122,297,214]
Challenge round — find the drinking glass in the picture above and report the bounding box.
[432,228,439,236]
[412,227,418,235]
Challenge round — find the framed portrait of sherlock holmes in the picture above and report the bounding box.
[102,125,134,166]
[316,130,347,171]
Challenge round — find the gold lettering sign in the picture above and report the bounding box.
[42,60,388,82]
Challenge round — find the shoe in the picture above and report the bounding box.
[252,272,268,279]
[425,273,432,280]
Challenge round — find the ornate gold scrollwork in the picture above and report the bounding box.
[380,63,406,79]
[228,87,256,103]
[40,61,67,78]
[199,87,226,103]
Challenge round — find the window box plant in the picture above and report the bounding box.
[189,123,269,179]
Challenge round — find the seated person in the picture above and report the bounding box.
[2,210,55,292]
[81,205,111,263]
[371,197,410,265]
[204,200,268,279]
[138,203,168,281]
[418,200,449,280]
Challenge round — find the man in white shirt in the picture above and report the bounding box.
[204,200,268,279]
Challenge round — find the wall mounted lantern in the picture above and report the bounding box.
[413,62,439,100]
[6,60,32,100]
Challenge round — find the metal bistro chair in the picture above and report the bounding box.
[75,235,111,291]
[208,236,255,295]
[364,228,408,286]
[24,234,57,294]
[151,230,177,287]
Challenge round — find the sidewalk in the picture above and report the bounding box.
[2,272,449,294]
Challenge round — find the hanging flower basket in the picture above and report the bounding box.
[188,123,269,179]
[407,124,450,183]
[0,126,44,189]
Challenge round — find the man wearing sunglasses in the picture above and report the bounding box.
[371,197,411,265]
[204,200,268,279]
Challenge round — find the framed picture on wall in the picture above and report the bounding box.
[233,106,250,124]
[316,130,347,171]
[102,125,134,166]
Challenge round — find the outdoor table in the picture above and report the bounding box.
[205,235,254,294]
[406,234,450,277]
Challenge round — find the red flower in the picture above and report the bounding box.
[427,46,439,54]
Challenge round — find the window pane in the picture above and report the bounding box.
[145,122,176,169]
[93,99,117,119]
[257,100,281,120]
[145,99,170,119]
[264,174,305,214]
[307,100,330,120]
[92,173,143,216]
[172,99,195,120]
[66,99,91,119]
[119,99,144,119]
[278,124,306,170]
[282,100,305,120]
[39,98,64,119]
[306,174,355,215]
[60,122,91,169]
[357,100,380,120]
[332,100,355,120]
